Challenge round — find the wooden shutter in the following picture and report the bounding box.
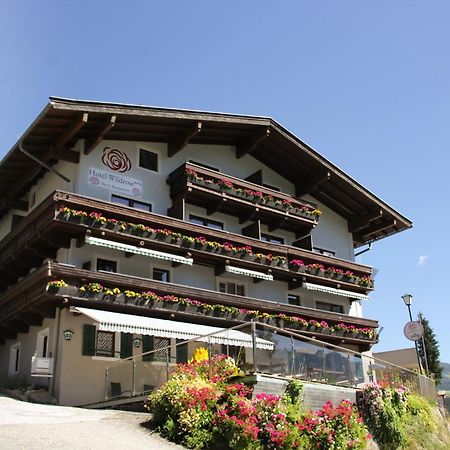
[120,333,133,359]
[176,339,188,363]
[82,324,96,356]
[142,335,154,361]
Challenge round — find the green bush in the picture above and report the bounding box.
[358,384,449,450]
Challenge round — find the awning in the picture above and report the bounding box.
[85,236,193,266]
[74,307,274,350]
[225,265,273,281]
[303,282,370,301]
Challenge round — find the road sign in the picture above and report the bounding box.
[403,321,424,341]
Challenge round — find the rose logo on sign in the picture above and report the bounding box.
[102,147,132,173]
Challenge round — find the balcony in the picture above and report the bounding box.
[0,261,379,350]
[167,162,320,236]
[0,191,373,296]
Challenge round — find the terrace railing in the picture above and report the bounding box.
[103,321,436,403]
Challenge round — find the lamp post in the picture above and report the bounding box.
[401,294,428,376]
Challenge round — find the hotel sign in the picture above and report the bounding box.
[88,167,143,198]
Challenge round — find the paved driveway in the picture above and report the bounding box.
[0,396,183,450]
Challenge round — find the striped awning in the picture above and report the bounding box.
[85,236,193,266]
[303,282,370,301]
[74,307,274,350]
[225,265,273,281]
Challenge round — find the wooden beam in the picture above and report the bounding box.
[17,312,43,327]
[288,277,305,290]
[207,197,227,216]
[84,115,116,155]
[236,127,270,159]
[238,207,259,224]
[348,209,384,233]
[53,113,88,150]
[358,219,397,241]
[6,319,29,334]
[295,170,331,197]
[268,216,288,232]
[215,261,229,276]
[0,327,16,340]
[168,122,202,157]
[1,198,28,211]
[51,148,80,163]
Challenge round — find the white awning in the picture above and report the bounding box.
[303,282,370,301]
[74,307,274,350]
[85,236,193,266]
[225,265,273,281]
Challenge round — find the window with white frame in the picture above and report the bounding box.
[36,328,49,358]
[9,343,20,376]
[217,279,246,297]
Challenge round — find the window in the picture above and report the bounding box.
[261,233,284,245]
[218,280,246,297]
[288,295,301,306]
[28,191,36,209]
[139,148,158,171]
[189,214,224,230]
[9,343,21,376]
[153,337,171,362]
[313,247,335,257]
[142,336,171,362]
[37,329,49,358]
[153,268,170,282]
[97,259,117,273]
[189,160,219,172]
[316,301,344,314]
[111,194,152,212]
[96,331,115,357]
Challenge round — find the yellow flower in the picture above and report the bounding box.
[190,347,209,363]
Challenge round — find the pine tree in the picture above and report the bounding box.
[416,312,443,383]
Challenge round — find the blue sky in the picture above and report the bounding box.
[1,2,449,363]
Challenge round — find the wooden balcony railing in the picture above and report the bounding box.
[0,261,379,350]
[0,191,373,295]
[167,162,320,235]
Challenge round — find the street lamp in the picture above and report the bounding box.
[401,294,428,376]
[401,294,414,321]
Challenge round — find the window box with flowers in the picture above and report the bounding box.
[289,259,306,273]
[306,263,325,277]
[78,283,108,301]
[265,254,287,267]
[46,280,78,297]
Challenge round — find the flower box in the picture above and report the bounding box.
[79,291,105,301]
[46,285,78,296]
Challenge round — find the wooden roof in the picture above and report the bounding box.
[0,97,412,246]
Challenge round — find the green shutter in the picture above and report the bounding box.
[142,335,154,361]
[176,339,188,363]
[82,324,96,356]
[120,333,133,359]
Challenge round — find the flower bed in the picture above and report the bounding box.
[146,352,371,449]
[56,206,373,288]
[46,280,378,340]
[358,383,445,450]
[185,168,322,220]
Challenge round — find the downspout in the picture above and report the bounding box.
[50,307,62,400]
